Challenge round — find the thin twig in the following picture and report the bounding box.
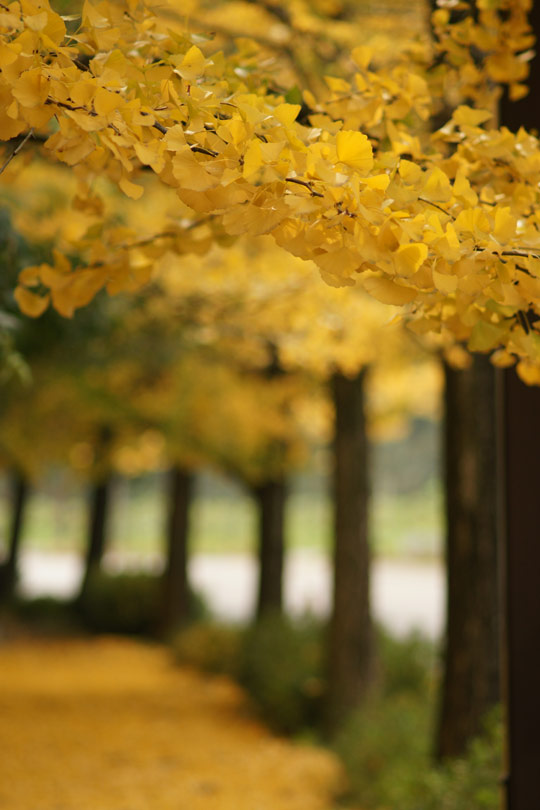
[501,249,540,260]
[517,310,531,334]
[285,177,324,198]
[418,196,455,219]
[52,99,96,115]
[516,264,533,278]
[0,129,34,176]
[191,145,219,157]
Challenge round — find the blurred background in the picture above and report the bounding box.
[0,0,506,808]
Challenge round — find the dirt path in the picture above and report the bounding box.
[0,638,343,810]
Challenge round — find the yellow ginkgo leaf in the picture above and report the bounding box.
[336,131,373,174]
[393,243,428,277]
[273,104,301,127]
[176,46,206,80]
[0,43,18,67]
[243,139,262,180]
[351,46,373,69]
[433,269,458,293]
[134,141,165,173]
[453,170,477,206]
[57,136,96,166]
[491,349,516,368]
[453,106,493,127]
[363,276,417,305]
[94,87,120,117]
[119,176,144,199]
[82,0,109,28]
[422,167,452,202]
[325,76,350,93]
[444,344,472,370]
[517,360,540,386]
[399,160,423,186]
[493,207,516,243]
[25,12,48,31]
[363,174,389,191]
[42,8,66,44]
[468,320,507,352]
[455,208,491,237]
[12,69,49,108]
[14,287,50,318]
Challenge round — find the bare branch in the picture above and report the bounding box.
[191,145,219,157]
[418,196,455,219]
[0,130,34,176]
[285,177,324,198]
[517,310,531,334]
[501,249,540,260]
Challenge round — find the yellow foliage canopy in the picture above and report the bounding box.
[1,0,540,379]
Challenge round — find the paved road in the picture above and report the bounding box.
[18,550,444,639]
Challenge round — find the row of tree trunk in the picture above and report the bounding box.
[0,471,28,601]
[0,363,502,759]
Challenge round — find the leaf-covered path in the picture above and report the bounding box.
[0,637,343,810]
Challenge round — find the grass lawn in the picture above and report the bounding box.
[0,469,442,560]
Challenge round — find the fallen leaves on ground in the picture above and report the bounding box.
[0,636,344,810]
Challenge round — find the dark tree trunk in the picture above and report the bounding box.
[0,471,29,602]
[325,369,373,732]
[429,0,501,758]
[161,465,193,633]
[436,356,501,760]
[501,370,540,809]
[498,5,540,807]
[254,478,286,619]
[78,476,112,599]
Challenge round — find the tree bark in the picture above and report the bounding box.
[436,355,501,760]
[0,471,29,602]
[325,369,373,732]
[490,7,540,807]
[254,478,286,619]
[161,465,193,633]
[501,369,540,809]
[78,476,112,599]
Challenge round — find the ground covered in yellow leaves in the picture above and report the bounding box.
[0,637,343,810]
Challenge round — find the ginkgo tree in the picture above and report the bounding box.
[1,159,440,733]
[2,0,540,803]
[2,144,439,637]
[151,231,440,726]
[2,0,540,381]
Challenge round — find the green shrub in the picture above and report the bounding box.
[334,630,502,810]
[334,691,434,809]
[377,626,437,697]
[333,628,438,809]
[172,612,326,735]
[78,571,161,635]
[238,612,326,735]
[78,570,208,636]
[11,595,81,633]
[415,708,503,810]
[170,615,501,810]
[172,620,244,676]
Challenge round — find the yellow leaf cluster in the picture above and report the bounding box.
[2,0,540,373]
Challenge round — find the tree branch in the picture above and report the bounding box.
[418,196,455,219]
[285,177,324,198]
[0,130,34,176]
